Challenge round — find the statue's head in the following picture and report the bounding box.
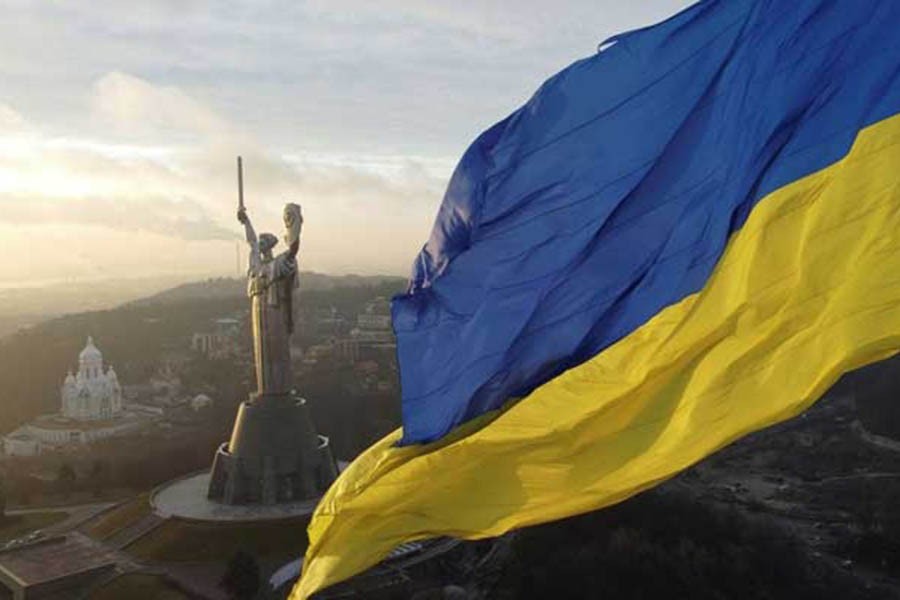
[283,203,303,246]
[259,233,278,258]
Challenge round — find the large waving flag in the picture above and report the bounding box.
[293,0,900,596]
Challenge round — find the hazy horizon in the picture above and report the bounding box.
[1,1,691,287]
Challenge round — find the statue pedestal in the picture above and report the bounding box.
[207,392,337,505]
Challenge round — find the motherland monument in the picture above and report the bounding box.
[208,157,337,505]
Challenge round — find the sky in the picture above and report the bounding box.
[0,0,691,287]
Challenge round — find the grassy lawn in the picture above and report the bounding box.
[88,573,191,600]
[127,516,310,562]
[82,493,151,540]
[0,511,68,543]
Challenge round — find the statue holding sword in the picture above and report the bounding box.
[236,156,304,397]
[206,157,336,506]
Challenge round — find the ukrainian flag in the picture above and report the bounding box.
[293,0,900,596]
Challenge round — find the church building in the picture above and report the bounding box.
[61,336,123,420]
[2,337,155,457]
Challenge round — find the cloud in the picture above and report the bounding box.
[0,104,30,133]
[91,71,242,143]
[0,195,237,242]
[0,79,446,281]
[0,2,695,285]
[0,0,693,156]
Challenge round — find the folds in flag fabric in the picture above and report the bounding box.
[293,0,900,597]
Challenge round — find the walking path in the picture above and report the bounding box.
[106,513,166,549]
[6,501,117,538]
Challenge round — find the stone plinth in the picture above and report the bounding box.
[207,393,337,505]
[155,472,319,520]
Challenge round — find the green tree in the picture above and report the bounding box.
[220,550,260,600]
[89,459,109,498]
[0,476,7,521]
[56,463,76,497]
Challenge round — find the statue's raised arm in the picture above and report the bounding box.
[238,208,261,272]
[238,208,256,243]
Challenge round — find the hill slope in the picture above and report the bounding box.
[0,273,405,435]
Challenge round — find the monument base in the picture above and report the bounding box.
[207,392,337,505]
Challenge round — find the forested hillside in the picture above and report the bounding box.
[851,354,900,440]
[0,275,404,435]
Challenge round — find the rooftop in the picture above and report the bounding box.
[0,533,117,586]
[78,336,103,362]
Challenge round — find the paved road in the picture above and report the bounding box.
[853,420,900,453]
[6,500,117,517]
[6,501,119,537]
[106,513,165,550]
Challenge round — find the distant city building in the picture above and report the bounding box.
[331,338,360,363]
[2,432,39,457]
[190,393,214,412]
[329,297,396,365]
[2,337,159,458]
[356,297,392,331]
[191,317,241,359]
[309,306,347,337]
[302,343,336,366]
[355,361,379,376]
[158,349,192,375]
[145,351,189,405]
